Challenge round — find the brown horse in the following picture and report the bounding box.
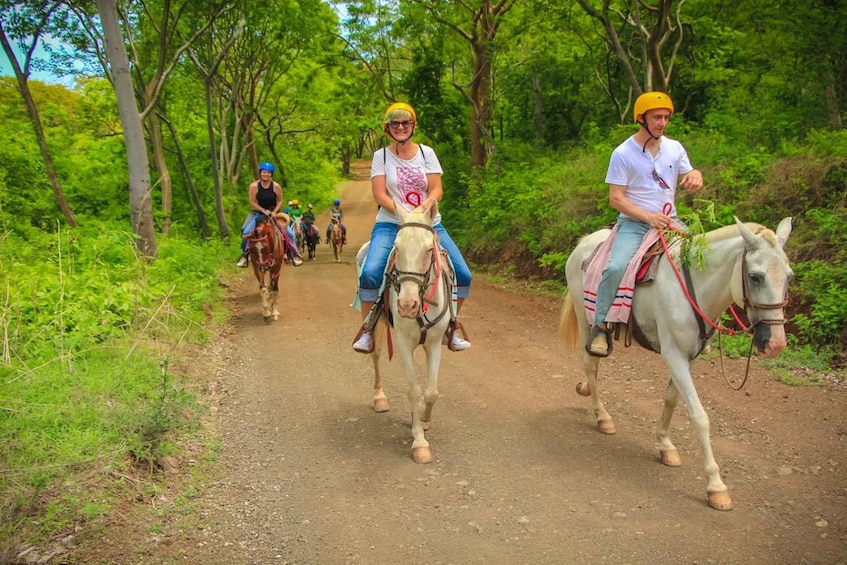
[330,218,344,262]
[247,214,286,323]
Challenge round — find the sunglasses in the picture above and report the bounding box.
[652,169,672,191]
[388,120,414,129]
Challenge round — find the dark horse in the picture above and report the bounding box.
[303,221,320,260]
[247,214,285,323]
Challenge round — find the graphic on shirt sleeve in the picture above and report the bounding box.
[396,165,426,208]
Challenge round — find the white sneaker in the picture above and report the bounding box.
[236,255,248,268]
[450,334,471,351]
[353,332,373,353]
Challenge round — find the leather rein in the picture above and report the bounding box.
[249,222,284,281]
[389,222,451,345]
[658,228,788,389]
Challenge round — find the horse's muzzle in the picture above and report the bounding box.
[753,323,787,358]
[397,295,420,319]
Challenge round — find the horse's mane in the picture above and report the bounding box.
[705,222,777,246]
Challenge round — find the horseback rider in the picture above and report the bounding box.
[237,162,303,268]
[289,200,303,221]
[302,203,318,241]
[587,92,703,357]
[352,102,472,353]
[326,200,347,245]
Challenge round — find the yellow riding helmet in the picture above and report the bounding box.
[292,199,299,206]
[634,92,674,122]
[384,102,417,124]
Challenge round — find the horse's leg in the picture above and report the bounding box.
[578,351,616,434]
[665,354,732,511]
[259,284,271,323]
[420,340,443,426]
[371,343,389,413]
[656,380,683,467]
[396,342,431,463]
[270,278,280,321]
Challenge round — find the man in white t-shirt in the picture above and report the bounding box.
[588,92,703,357]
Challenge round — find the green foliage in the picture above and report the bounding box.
[0,224,229,549]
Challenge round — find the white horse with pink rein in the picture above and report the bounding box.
[559,217,793,510]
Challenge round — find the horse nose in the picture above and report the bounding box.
[754,324,787,358]
[398,295,419,319]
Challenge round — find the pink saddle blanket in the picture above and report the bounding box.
[581,226,662,326]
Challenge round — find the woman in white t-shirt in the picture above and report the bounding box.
[352,102,472,353]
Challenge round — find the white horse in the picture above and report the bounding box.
[368,202,453,464]
[559,217,793,510]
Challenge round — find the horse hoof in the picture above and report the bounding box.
[373,398,389,413]
[707,490,733,511]
[660,449,683,467]
[263,316,272,324]
[597,419,616,434]
[576,382,591,396]
[412,446,433,464]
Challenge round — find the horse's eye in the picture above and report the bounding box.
[748,272,763,285]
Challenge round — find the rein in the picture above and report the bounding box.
[657,226,788,390]
[390,221,449,344]
[250,223,283,281]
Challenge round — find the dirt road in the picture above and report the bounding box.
[90,162,845,564]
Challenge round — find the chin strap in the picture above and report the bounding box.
[638,120,661,152]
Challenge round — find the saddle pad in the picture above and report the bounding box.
[582,226,662,326]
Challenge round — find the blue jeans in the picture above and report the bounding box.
[593,217,651,324]
[241,211,300,257]
[358,222,472,303]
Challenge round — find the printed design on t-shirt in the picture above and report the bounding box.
[396,165,426,208]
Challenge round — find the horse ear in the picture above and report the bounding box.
[395,201,410,223]
[775,217,793,249]
[426,199,439,222]
[735,216,761,250]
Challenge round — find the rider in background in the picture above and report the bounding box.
[587,91,703,357]
[326,199,347,244]
[290,200,303,222]
[302,203,318,241]
[352,102,472,354]
[236,162,303,268]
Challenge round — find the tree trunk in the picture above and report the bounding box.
[96,0,157,258]
[0,24,78,228]
[205,79,230,239]
[469,44,492,170]
[147,109,173,233]
[824,67,843,131]
[531,72,542,143]
[161,114,211,238]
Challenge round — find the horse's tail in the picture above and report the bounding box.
[559,292,581,349]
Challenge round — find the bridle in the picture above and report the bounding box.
[249,220,282,281]
[389,221,450,344]
[658,227,789,390]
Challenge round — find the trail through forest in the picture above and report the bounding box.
[83,161,845,565]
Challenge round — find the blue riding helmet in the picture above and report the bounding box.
[333,200,340,206]
[259,162,275,174]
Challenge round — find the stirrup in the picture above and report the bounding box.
[445,321,470,352]
[351,327,374,354]
[586,323,613,357]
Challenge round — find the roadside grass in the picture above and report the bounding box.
[0,223,232,559]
